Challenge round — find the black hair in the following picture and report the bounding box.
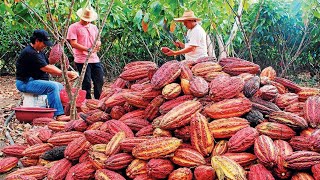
[30,35,43,44]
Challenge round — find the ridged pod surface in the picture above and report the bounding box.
[190,112,214,156]
[275,93,299,109]
[269,111,308,129]
[254,135,277,168]
[1,144,28,158]
[120,62,157,81]
[259,85,279,101]
[147,158,174,179]
[47,158,72,180]
[168,167,193,180]
[70,161,95,179]
[159,95,194,114]
[251,97,280,115]
[151,60,181,89]
[171,148,206,167]
[84,130,113,144]
[248,163,275,180]
[212,140,228,156]
[162,83,182,99]
[256,122,296,140]
[243,76,261,98]
[291,172,315,180]
[6,166,48,180]
[126,159,147,179]
[191,61,222,77]
[204,98,252,119]
[274,77,302,93]
[123,92,150,108]
[47,131,84,146]
[0,157,19,173]
[120,136,152,152]
[158,100,202,129]
[64,136,90,160]
[132,137,182,160]
[222,60,260,76]
[22,143,53,158]
[260,66,277,85]
[209,75,244,101]
[284,151,320,170]
[189,76,209,97]
[222,152,257,167]
[144,95,165,121]
[304,96,320,128]
[228,126,259,152]
[211,155,246,180]
[194,165,215,180]
[105,131,126,157]
[100,120,134,138]
[208,117,250,139]
[312,163,320,180]
[298,87,320,101]
[105,153,134,170]
[95,169,126,180]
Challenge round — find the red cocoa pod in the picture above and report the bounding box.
[110,105,126,120]
[209,75,244,101]
[171,148,206,167]
[161,46,170,53]
[174,126,191,141]
[158,100,202,130]
[151,60,181,89]
[180,63,193,80]
[284,151,320,170]
[256,122,296,140]
[100,120,134,138]
[243,76,260,98]
[136,125,154,137]
[289,136,312,151]
[284,102,305,116]
[47,158,72,180]
[126,159,148,179]
[228,126,259,152]
[2,144,28,158]
[104,90,128,108]
[153,127,172,137]
[119,109,145,121]
[275,93,299,109]
[147,158,174,179]
[159,95,194,114]
[190,112,214,156]
[260,66,277,84]
[86,121,104,130]
[212,140,228,156]
[259,85,278,101]
[194,165,215,180]
[6,166,48,180]
[274,139,293,157]
[254,135,277,168]
[121,117,151,132]
[194,56,217,64]
[20,157,38,167]
[274,77,302,93]
[250,97,281,115]
[88,151,108,169]
[37,128,52,142]
[120,136,152,152]
[5,175,37,180]
[222,59,261,76]
[22,143,53,158]
[105,153,134,170]
[191,61,222,77]
[219,57,244,66]
[291,172,315,180]
[208,117,250,139]
[123,92,150,108]
[269,110,308,129]
[312,163,320,180]
[222,152,257,167]
[124,61,158,71]
[105,132,126,157]
[310,129,320,152]
[304,96,320,128]
[144,95,165,121]
[297,87,320,101]
[110,77,128,89]
[25,133,43,146]
[0,157,19,173]
[132,137,182,160]
[70,161,96,179]
[189,76,209,97]
[95,169,126,180]
[64,136,90,160]
[32,117,54,126]
[47,131,84,146]
[47,121,68,132]
[248,163,275,180]
[204,97,252,119]
[168,167,193,180]
[120,62,157,81]
[84,130,113,144]
[268,80,288,94]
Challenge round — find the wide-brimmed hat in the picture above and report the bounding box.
[33,29,53,47]
[76,6,98,22]
[174,10,201,22]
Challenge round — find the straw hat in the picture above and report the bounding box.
[174,10,201,22]
[76,6,98,22]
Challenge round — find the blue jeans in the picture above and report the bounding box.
[76,62,104,99]
[16,77,64,116]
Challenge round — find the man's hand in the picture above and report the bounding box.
[174,41,184,48]
[67,71,79,81]
[164,49,177,56]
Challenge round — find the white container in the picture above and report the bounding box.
[22,93,48,108]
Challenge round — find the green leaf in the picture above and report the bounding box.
[150,1,162,15]
[143,13,149,22]
[134,9,143,24]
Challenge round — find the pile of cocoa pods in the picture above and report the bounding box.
[1,57,320,180]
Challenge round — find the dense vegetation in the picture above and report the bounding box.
[0,0,319,82]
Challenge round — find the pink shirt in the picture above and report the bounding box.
[67,22,100,63]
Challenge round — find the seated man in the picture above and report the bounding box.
[15,29,78,119]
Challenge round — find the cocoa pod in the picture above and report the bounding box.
[37,128,52,142]
[121,117,151,132]
[110,105,126,120]
[162,83,181,99]
[304,96,320,128]
[209,75,244,101]
[171,147,206,167]
[0,157,19,173]
[1,144,28,158]
[274,77,302,93]
[269,111,308,129]
[222,152,257,167]
[120,136,152,152]
[259,85,278,101]
[132,137,182,160]
[211,155,246,180]
[194,165,215,180]
[260,66,276,84]
[64,136,90,160]
[168,167,193,180]
[245,109,264,125]
[291,172,315,180]
[120,62,157,81]
[159,95,194,114]
[32,117,54,126]
[250,97,280,115]
[191,61,222,77]
[151,60,181,89]
[40,146,66,161]
[84,130,113,144]
[254,135,277,168]
[189,76,209,97]
[136,125,154,137]
[147,158,174,179]
[20,157,38,167]
[70,161,95,179]
[105,153,134,170]
[22,143,53,158]
[174,126,191,141]
[284,151,320,170]
[47,158,72,180]
[298,87,320,101]
[289,136,312,151]
[119,109,145,121]
[256,122,296,140]
[6,166,48,180]
[243,76,260,98]
[105,131,126,157]
[222,59,260,76]
[275,93,299,109]
[208,117,250,139]
[95,169,126,180]
[126,159,148,179]
[212,140,228,156]
[144,95,165,121]
[248,163,275,180]
[47,131,84,146]
[47,121,68,132]
[153,127,172,137]
[100,120,134,138]
[228,126,259,152]
[311,163,320,180]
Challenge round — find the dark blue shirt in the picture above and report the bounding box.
[16,44,49,81]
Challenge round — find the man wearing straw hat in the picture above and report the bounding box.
[162,10,208,61]
[67,5,104,99]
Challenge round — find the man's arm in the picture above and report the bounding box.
[41,65,78,79]
[164,45,196,56]
[69,39,90,52]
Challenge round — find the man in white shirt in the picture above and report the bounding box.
[162,10,208,61]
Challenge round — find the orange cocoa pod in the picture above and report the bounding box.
[22,143,53,158]
[190,112,214,156]
[168,167,193,180]
[126,159,148,179]
[194,165,215,180]
[87,121,103,130]
[189,76,208,97]
[228,126,259,152]
[47,158,72,180]
[180,63,193,80]
[100,119,134,138]
[256,122,296,140]
[248,163,275,180]
[204,97,252,119]
[162,83,181,99]
[120,136,152,152]
[171,147,206,167]
[105,153,134,170]
[304,96,320,128]
[6,166,48,180]
[260,66,276,84]
[120,62,157,81]
[291,172,315,180]
[64,136,90,160]
[274,77,302,93]
[298,87,320,101]
[180,78,192,95]
[275,93,299,109]
[269,111,308,129]
[222,60,260,76]
[151,60,181,89]
[147,158,174,179]
[191,61,222,77]
[47,120,68,132]
[159,95,194,114]
[254,135,277,168]
[20,157,39,167]
[1,144,28,158]
[132,137,182,160]
[47,131,84,146]
[110,105,126,120]
[105,131,126,157]
[204,71,229,82]
[208,117,250,139]
[88,151,108,169]
[84,130,113,144]
[123,92,150,108]
[158,100,202,129]
[209,75,244,101]
[0,157,19,173]
[212,140,228,155]
[32,117,54,126]
[95,169,126,180]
